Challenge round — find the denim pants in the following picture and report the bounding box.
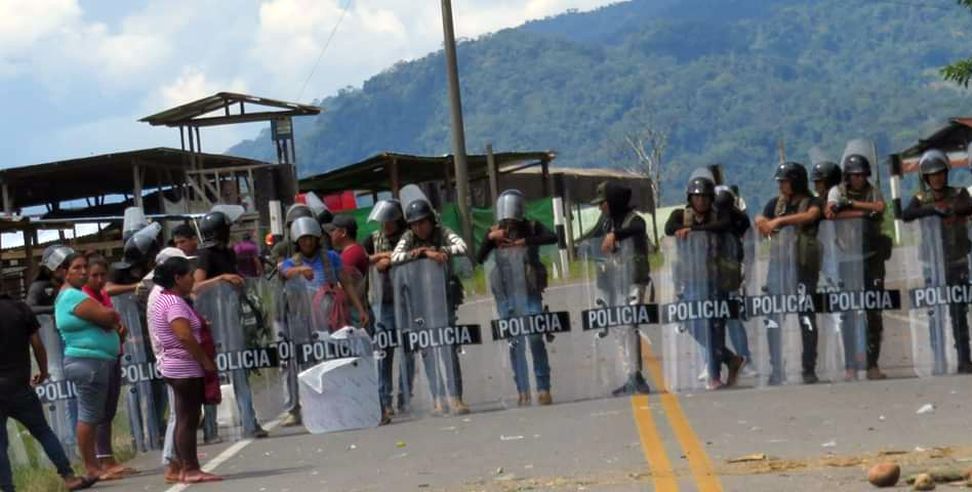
[374,304,415,411]
[1,386,75,491]
[202,370,260,438]
[497,297,551,393]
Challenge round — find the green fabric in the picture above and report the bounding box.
[351,198,555,249]
[55,287,120,361]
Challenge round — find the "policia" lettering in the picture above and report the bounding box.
[747,294,816,316]
[663,300,737,323]
[582,305,658,331]
[216,348,275,371]
[297,340,370,364]
[492,312,571,340]
[35,380,77,403]
[821,290,900,312]
[121,362,163,384]
[405,325,483,352]
[911,285,972,308]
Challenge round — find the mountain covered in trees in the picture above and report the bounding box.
[229,0,972,204]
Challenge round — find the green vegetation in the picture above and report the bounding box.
[230,0,972,206]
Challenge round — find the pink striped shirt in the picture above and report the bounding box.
[149,291,204,378]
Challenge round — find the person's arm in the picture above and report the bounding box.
[525,221,558,246]
[613,214,645,240]
[105,282,138,296]
[475,232,497,265]
[439,228,467,257]
[252,255,264,276]
[691,210,733,233]
[664,210,684,236]
[390,234,411,264]
[72,297,120,330]
[774,203,821,227]
[169,318,216,372]
[576,214,607,243]
[26,283,54,315]
[29,333,49,385]
[279,259,313,281]
[955,189,972,216]
[900,195,937,221]
[192,269,243,293]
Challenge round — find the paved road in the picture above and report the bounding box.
[107,253,972,491]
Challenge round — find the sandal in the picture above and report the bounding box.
[67,475,99,491]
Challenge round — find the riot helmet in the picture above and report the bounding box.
[121,207,149,242]
[285,203,313,227]
[290,216,322,242]
[405,199,435,224]
[686,176,715,200]
[810,161,842,189]
[199,211,231,248]
[495,189,526,222]
[919,149,949,185]
[368,199,404,224]
[41,244,75,273]
[774,161,810,194]
[713,185,737,210]
[118,222,162,269]
[842,154,872,177]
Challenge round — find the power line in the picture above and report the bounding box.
[296,0,353,103]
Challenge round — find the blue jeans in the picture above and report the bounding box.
[374,305,415,411]
[497,297,551,393]
[202,370,260,439]
[1,386,75,491]
[726,318,751,359]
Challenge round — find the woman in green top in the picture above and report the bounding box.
[54,252,126,483]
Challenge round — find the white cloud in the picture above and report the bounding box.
[1,0,617,165]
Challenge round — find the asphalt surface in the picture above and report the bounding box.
[101,253,972,491]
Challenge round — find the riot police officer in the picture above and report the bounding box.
[901,149,972,373]
[363,199,413,421]
[825,153,890,380]
[755,162,823,385]
[811,161,842,199]
[391,198,471,415]
[477,190,558,405]
[666,177,745,389]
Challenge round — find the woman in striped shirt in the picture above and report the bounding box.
[149,257,221,484]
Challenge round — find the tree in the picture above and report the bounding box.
[622,114,668,249]
[942,0,972,87]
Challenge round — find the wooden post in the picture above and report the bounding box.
[389,158,401,197]
[132,160,144,208]
[486,144,498,205]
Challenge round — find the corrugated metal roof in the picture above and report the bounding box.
[140,92,321,127]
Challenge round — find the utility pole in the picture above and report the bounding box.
[440,0,474,251]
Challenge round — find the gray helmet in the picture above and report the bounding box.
[713,185,736,209]
[811,161,842,189]
[774,161,810,194]
[122,207,149,242]
[368,199,403,224]
[285,203,313,226]
[842,154,872,177]
[919,149,949,182]
[290,216,322,242]
[404,199,435,224]
[118,223,162,269]
[41,245,75,272]
[686,176,715,200]
[495,189,526,222]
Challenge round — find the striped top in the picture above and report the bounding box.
[391,226,467,264]
[149,290,204,379]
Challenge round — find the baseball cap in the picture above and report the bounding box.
[322,214,357,235]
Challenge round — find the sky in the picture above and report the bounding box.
[0,0,617,169]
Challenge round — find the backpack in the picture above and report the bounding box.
[291,250,350,332]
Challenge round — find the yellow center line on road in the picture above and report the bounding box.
[636,336,724,492]
[630,394,679,491]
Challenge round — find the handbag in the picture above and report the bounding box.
[195,312,222,405]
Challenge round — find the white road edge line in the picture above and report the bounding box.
[164,414,285,492]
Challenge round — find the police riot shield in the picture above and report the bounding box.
[34,314,76,460]
[368,261,410,417]
[578,237,656,398]
[809,146,833,167]
[481,246,571,408]
[748,227,814,387]
[661,231,742,392]
[113,293,163,452]
[195,281,276,441]
[392,258,481,415]
[903,216,971,377]
[817,218,869,382]
[281,277,316,421]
